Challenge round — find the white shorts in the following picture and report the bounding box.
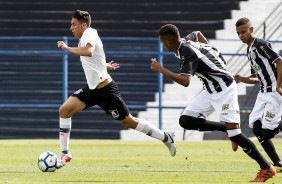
[181,81,240,123]
[249,91,282,130]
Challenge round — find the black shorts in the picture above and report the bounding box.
[71,80,129,120]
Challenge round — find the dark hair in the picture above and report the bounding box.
[235,17,251,27]
[72,10,91,26]
[158,24,180,38]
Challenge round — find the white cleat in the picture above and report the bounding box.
[163,131,177,157]
[56,152,72,169]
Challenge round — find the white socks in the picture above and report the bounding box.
[134,118,165,141]
[59,117,72,153]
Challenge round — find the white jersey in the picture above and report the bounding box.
[79,27,110,89]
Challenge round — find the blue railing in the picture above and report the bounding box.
[0,36,271,129]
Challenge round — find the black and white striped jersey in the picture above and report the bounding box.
[247,38,281,93]
[175,32,233,94]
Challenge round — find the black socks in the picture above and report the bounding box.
[230,133,270,169]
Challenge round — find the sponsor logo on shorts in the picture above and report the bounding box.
[74,89,83,95]
[265,111,275,119]
[110,109,120,119]
[221,104,229,111]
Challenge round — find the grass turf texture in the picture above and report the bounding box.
[0,140,281,184]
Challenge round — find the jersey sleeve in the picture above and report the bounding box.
[258,41,280,63]
[80,29,97,50]
[179,46,199,75]
[185,31,199,42]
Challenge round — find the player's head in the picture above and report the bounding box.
[158,24,180,52]
[235,17,254,45]
[70,10,91,38]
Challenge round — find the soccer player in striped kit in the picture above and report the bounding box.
[235,17,282,174]
[151,24,276,182]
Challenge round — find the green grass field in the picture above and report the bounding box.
[0,139,281,184]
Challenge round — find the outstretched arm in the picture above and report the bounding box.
[57,41,94,57]
[234,74,260,84]
[196,31,209,44]
[275,58,282,96]
[151,58,191,87]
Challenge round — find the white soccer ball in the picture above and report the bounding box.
[38,151,58,172]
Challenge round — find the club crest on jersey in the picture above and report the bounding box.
[251,64,261,74]
[110,109,120,119]
[265,111,275,119]
[221,104,229,111]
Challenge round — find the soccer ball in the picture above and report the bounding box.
[38,151,58,172]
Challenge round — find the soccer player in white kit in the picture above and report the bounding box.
[56,10,176,168]
[235,17,282,173]
[151,24,276,182]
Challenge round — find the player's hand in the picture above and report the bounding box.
[234,74,241,83]
[151,58,163,73]
[57,41,68,50]
[107,61,120,71]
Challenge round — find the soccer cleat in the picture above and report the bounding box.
[274,165,282,173]
[56,152,72,169]
[163,131,177,157]
[250,165,276,182]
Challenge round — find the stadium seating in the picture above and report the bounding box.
[0,0,248,139]
[0,0,245,38]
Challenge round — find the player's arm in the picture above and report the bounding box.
[234,74,260,84]
[275,58,282,95]
[57,41,94,57]
[186,31,208,44]
[196,31,209,44]
[151,58,191,87]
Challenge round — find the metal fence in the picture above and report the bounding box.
[0,36,280,129]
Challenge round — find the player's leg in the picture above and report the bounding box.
[97,80,176,156]
[226,124,276,182]
[219,82,275,181]
[119,114,176,156]
[59,96,86,151]
[57,87,90,168]
[57,96,86,168]
[253,121,282,171]
[179,90,226,132]
[179,114,226,132]
[251,92,282,172]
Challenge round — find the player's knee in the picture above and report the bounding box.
[252,120,262,138]
[121,122,134,129]
[260,129,277,140]
[119,116,137,129]
[252,126,261,138]
[59,105,72,118]
[179,115,197,130]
